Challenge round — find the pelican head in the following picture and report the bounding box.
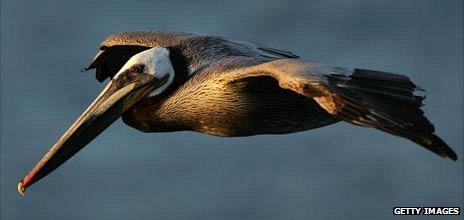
[18,47,174,195]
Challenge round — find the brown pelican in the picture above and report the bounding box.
[18,31,457,195]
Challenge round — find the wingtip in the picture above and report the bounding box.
[81,67,90,73]
[447,151,458,161]
[17,180,26,196]
[431,135,458,161]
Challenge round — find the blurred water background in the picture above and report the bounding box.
[1,0,462,219]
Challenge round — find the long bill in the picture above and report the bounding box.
[17,72,164,196]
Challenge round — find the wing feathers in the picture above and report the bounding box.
[226,59,457,160]
[321,68,456,160]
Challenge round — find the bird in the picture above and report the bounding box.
[18,31,458,196]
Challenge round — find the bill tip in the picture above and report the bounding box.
[17,180,26,196]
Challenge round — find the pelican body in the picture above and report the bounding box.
[18,31,457,195]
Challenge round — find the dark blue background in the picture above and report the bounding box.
[1,0,462,219]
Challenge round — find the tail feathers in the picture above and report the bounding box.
[320,68,457,160]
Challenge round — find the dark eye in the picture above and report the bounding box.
[130,64,144,73]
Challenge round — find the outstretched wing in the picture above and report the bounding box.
[221,58,457,160]
[83,31,301,82]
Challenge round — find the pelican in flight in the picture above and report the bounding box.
[18,31,457,195]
